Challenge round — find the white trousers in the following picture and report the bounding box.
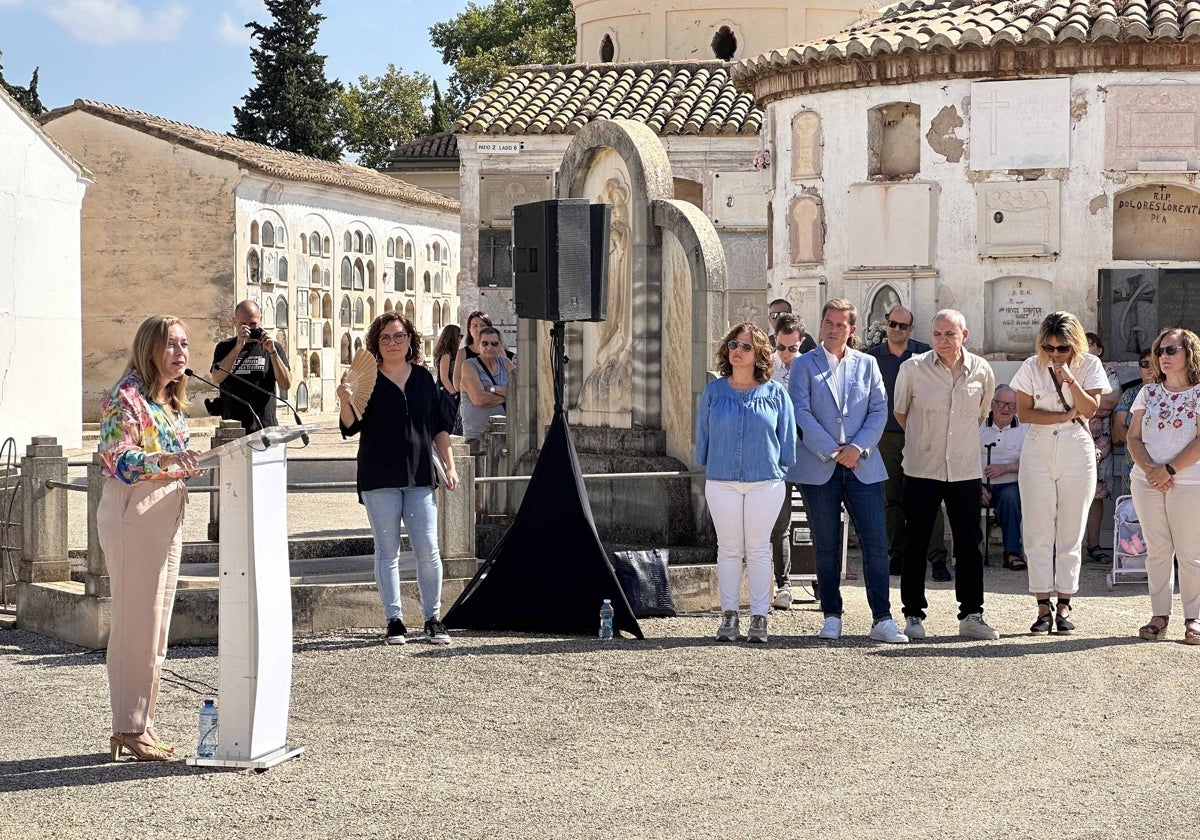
[1018,424,1095,595]
[1130,477,1200,619]
[705,479,785,615]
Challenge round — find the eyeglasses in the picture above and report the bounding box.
[379,332,409,345]
[768,311,790,320]
[1139,360,1153,369]
[991,399,1016,410]
[777,344,801,353]
[727,340,754,352]
[887,320,913,330]
[1041,344,1072,354]
[479,340,501,347]
[1155,345,1187,357]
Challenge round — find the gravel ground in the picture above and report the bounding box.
[3,555,1199,840]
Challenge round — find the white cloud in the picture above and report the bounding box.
[217,11,250,46]
[43,0,189,46]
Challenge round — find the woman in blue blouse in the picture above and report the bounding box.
[98,315,201,761]
[338,312,459,646]
[696,322,796,643]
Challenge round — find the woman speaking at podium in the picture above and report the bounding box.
[97,315,201,761]
[338,312,460,646]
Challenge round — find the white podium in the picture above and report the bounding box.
[186,424,318,770]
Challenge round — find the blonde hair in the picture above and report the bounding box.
[1150,328,1200,385]
[123,315,190,413]
[1034,311,1089,368]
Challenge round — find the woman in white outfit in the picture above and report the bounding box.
[1010,312,1110,635]
[1126,328,1200,643]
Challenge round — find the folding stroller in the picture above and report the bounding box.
[1108,495,1148,588]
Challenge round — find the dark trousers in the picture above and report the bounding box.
[902,475,984,620]
[879,431,948,564]
[770,481,799,586]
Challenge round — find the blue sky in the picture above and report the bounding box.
[0,0,473,133]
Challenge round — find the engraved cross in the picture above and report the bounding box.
[976,89,1012,155]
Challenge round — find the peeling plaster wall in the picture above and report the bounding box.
[765,73,1198,350]
[0,102,88,448]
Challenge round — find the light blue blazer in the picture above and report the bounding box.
[786,346,889,486]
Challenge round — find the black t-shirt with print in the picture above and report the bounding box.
[211,338,289,431]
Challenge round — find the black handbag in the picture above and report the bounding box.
[611,549,677,618]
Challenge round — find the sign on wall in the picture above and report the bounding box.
[970,79,1070,171]
[479,173,552,227]
[711,171,769,227]
[1112,183,1200,261]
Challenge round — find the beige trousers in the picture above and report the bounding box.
[1130,477,1200,619]
[97,478,186,734]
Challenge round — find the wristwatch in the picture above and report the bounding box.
[488,386,496,394]
[1165,463,1177,475]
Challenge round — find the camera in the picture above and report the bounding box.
[248,327,264,340]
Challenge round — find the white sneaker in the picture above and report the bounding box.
[869,618,909,644]
[818,616,842,640]
[905,616,926,640]
[747,614,768,643]
[772,586,793,610]
[959,613,1000,640]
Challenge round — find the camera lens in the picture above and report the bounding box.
[249,328,264,340]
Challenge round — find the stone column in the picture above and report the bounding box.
[18,436,69,584]
[85,452,109,597]
[207,420,246,540]
[436,439,475,561]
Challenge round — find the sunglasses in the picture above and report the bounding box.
[378,332,409,344]
[1155,345,1186,357]
[479,339,501,347]
[991,399,1016,410]
[887,320,913,330]
[1139,360,1152,369]
[1041,344,1072,354]
[768,311,789,320]
[728,340,754,352]
[777,344,801,353]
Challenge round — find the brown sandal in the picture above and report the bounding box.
[1003,552,1027,570]
[1139,616,1169,641]
[1184,619,1200,645]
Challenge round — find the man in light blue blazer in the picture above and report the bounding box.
[788,298,907,643]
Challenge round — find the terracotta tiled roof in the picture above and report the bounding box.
[454,61,762,137]
[40,99,458,213]
[736,0,1200,86]
[379,132,459,171]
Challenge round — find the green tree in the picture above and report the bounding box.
[233,0,342,161]
[337,65,431,169]
[429,0,575,115]
[0,51,45,116]
[429,81,453,134]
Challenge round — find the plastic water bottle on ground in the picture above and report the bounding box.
[197,699,218,758]
[599,599,614,640]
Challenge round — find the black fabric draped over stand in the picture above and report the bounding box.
[443,408,644,639]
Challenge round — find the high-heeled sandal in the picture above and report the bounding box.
[1055,598,1075,634]
[1030,598,1054,635]
[110,733,173,762]
[1138,615,1169,641]
[1184,619,1200,645]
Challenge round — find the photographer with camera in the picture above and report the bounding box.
[209,299,291,431]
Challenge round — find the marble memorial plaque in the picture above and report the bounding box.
[1113,184,1200,261]
[790,111,822,180]
[986,276,1053,354]
[478,173,552,226]
[847,183,936,268]
[711,171,769,227]
[976,181,1061,256]
[1106,86,1200,172]
[788,196,824,265]
[970,79,1070,170]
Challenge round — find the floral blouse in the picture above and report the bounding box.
[99,370,192,483]
[1131,383,1200,484]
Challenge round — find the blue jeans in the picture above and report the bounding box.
[988,482,1023,555]
[362,487,442,623]
[799,465,893,620]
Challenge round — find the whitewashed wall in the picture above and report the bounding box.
[0,98,88,448]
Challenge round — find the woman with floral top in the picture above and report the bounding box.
[97,315,200,761]
[1126,328,1200,643]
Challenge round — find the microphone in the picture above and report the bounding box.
[184,368,270,444]
[214,363,309,446]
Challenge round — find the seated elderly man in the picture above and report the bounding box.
[979,385,1029,570]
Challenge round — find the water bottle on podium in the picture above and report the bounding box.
[197,699,218,759]
[599,599,614,640]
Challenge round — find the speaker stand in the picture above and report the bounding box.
[550,320,567,413]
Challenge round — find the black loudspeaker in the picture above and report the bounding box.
[513,199,610,322]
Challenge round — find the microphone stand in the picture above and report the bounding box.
[184,368,270,445]
[213,363,310,447]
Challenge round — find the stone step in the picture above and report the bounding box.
[177,553,479,586]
